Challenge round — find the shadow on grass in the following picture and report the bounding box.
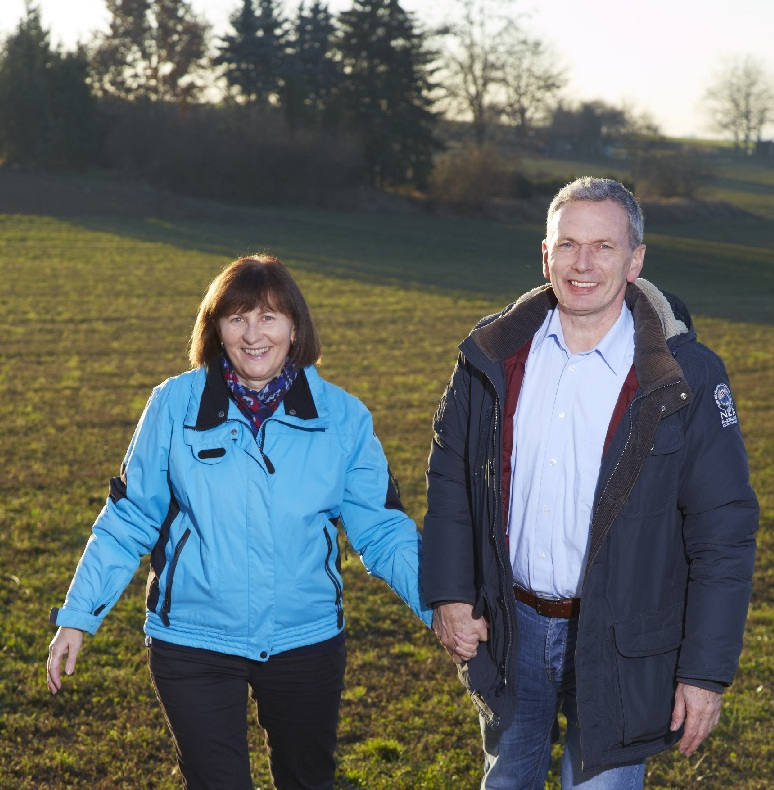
[61,208,774,327]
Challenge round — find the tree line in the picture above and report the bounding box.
[0,0,771,203]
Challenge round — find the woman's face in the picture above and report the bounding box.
[217,306,295,392]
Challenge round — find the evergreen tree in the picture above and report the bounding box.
[217,0,287,105]
[283,1,340,126]
[92,0,209,102]
[336,0,438,187]
[0,3,98,167]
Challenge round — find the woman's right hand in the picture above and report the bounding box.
[47,626,84,694]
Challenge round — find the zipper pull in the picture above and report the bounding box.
[258,427,275,474]
[260,448,275,474]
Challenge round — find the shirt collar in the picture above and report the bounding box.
[533,303,634,375]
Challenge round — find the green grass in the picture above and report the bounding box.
[0,192,771,789]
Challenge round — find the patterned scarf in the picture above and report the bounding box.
[219,353,298,436]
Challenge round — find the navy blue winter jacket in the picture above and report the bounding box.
[422,280,758,769]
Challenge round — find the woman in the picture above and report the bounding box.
[47,255,454,790]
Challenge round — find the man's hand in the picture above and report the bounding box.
[47,627,84,695]
[670,682,723,756]
[432,602,489,664]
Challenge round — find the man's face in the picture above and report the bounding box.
[542,200,645,324]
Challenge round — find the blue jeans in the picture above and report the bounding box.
[480,599,645,790]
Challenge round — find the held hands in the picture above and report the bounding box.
[432,602,489,665]
[47,627,84,695]
[670,682,723,756]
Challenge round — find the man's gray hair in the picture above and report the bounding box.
[546,177,644,250]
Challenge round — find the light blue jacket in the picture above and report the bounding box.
[51,364,432,659]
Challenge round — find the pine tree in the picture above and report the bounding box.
[217,0,287,105]
[0,4,98,167]
[336,0,438,187]
[283,1,340,126]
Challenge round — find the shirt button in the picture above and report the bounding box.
[549,458,557,466]
[287,409,297,416]
[540,552,546,559]
[218,410,225,418]
[231,429,237,436]
[260,651,268,659]
[543,506,550,513]
[569,365,576,372]
[558,411,565,419]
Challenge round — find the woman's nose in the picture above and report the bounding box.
[242,320,263,343]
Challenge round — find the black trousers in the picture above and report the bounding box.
[148,636,346,790]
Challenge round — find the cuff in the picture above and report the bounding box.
[49,607,102,635]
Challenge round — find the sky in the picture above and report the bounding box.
[3,0,773,139]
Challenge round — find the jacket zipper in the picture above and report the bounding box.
[159,527,192,627]
[323,525,344,629]
[476,367,513,694]
[490,397,512,689]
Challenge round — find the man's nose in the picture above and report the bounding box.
[574,244,593,270]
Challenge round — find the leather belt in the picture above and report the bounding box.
[513,585,581,619]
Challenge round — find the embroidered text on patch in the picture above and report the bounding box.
[713,383,738,428]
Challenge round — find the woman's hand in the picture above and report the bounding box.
[47,627,84,694]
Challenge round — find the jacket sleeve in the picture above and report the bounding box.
[50,382,176,634]
[676,345,758,689]
[338,403,433,627]
[421,355,478,608]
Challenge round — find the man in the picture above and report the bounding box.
[422,177,758,789]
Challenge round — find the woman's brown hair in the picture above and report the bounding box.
[189,255,321,369]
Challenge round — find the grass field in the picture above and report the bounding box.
[0,166,772,789]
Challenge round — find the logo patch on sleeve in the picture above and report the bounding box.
[713,383,738,428]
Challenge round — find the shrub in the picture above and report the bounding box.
[99,101,365,206]
[427,146,511,208]
[633,150,715,199]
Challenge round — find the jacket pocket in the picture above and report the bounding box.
[620,425,684,517]
[183,426,231,465]
[323,522,344,629]
[614,604,683,744]
[159,527,192,626]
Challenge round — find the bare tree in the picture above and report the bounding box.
[703,55,774,154]
[92,0,210,102]
[435,0,510,145]
[436,0,567,145]
[498,24,565,137]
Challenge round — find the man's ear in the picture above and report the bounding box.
[542,239,550,280]
[627,244,646,282]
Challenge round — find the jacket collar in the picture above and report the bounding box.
[194,364,319,431]
[468,280,692,399]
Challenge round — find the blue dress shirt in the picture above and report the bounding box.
[507,304,635,598]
